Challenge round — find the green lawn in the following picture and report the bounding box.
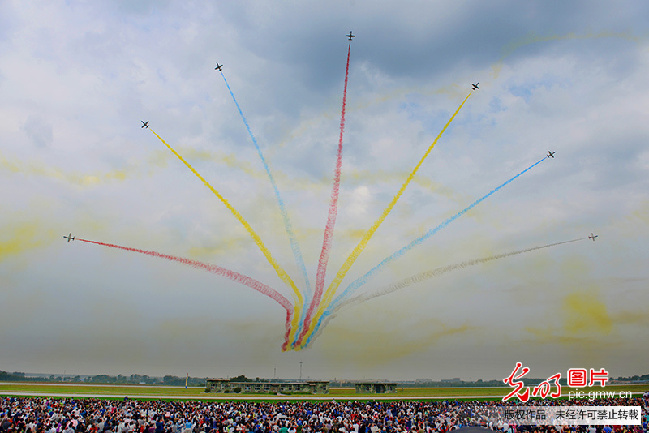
[0,382,646,400]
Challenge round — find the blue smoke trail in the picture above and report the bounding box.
[304,156,548,347]
[219,72,313,317]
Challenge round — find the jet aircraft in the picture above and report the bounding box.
[141,121,149,129]
[347,31,355,41]
[589,233,599,241]
[471,83,479,90]
[63,233,75,242]
[214,63,223,71]
[547,151,555,158]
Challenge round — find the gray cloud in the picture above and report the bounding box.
[0,0,648,380]
[22,115,53,148]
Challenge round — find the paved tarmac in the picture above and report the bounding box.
[0,390,508,400]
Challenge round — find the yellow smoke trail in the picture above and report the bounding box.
[302,92,472,347]
[152,149,454,194]
[343,169,459,201]
[491,31,642,79]
[148,129,304,345]
[270,83,460,155]
[153,148,266,181]
[0,222,55,262]
[0,146,267,187]
[0,149,131,186]
[300,238,588,346]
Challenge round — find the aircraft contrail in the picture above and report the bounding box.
[76,237,295,350]
[346,237,585,307]
[296,44,352,348]
[303,155,548,348]
[301,92,473,349]
[148,128,304,348]
[220,71,312,308]
[306,237,586,345]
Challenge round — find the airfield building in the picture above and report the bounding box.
[205,379,329,394]
[354,382,397,393]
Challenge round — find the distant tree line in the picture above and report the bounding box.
[614,374,649,382]
[0,371,43,382]
[328,379,513,388]
[0,371,206,387]
[227,375,273,383]
[0,372,270,386]
[328,378,591,388]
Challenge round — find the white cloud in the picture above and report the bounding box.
[1,0,648,380]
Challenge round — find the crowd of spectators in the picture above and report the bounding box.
[1,394,647,433]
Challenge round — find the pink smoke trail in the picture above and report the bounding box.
[295,45,351,347]
[306,237,587,346]
[77,238,293,349]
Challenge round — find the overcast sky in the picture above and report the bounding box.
[1,0,648,382]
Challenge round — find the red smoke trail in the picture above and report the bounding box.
[77,238,293,349]
[147,128,304,348]
[296,45,351,347]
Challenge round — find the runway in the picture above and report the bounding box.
[0,390,506,400]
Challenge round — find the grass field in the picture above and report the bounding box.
[0,382,646,400]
